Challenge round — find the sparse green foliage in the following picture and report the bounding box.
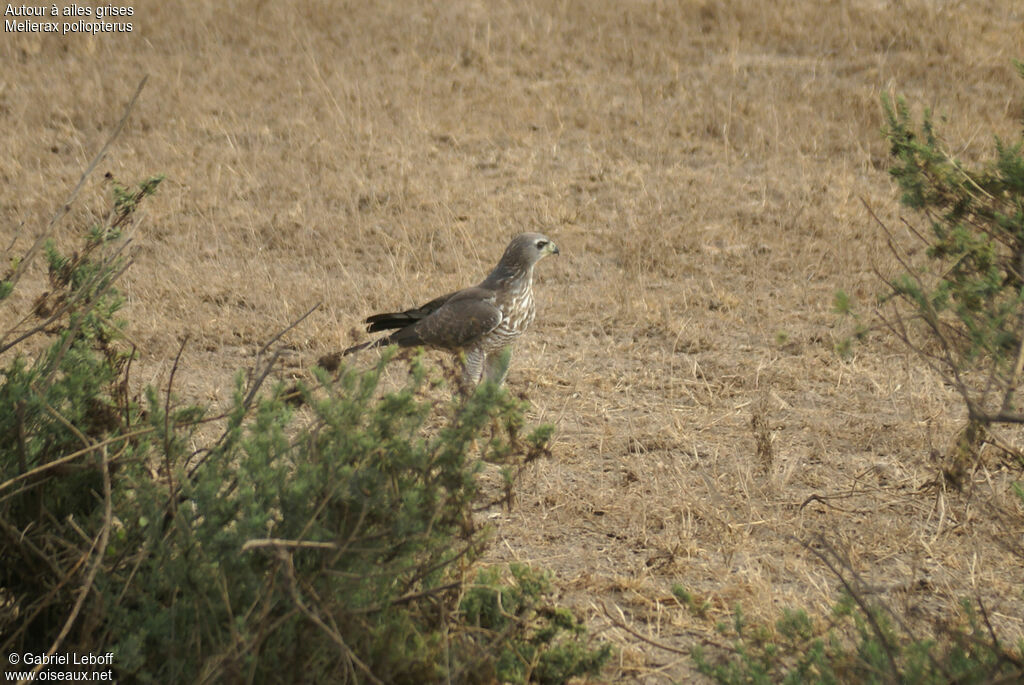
[871,76,1024,440]
[458,564,612,684]
[1,176,149,656]
[672,584,710,618]
[832,289,852,316]
[730,69,1024,681]
[693,595,1023,684]
[832,289,869,358]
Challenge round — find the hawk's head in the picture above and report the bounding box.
[508,232,559,267]
[485,233,560,284]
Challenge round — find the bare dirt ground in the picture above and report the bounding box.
[3,1,1024,681]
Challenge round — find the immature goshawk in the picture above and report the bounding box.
[344,233,559,390]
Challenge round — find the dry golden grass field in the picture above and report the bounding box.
[4,0,1024,681]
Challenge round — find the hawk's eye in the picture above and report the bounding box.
[536,240,548,249]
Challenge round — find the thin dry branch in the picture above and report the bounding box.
[279,552,385,685]
[244,301,322,404]
[600,601,692,656]
[2,75,147,298]
[162,336,188,517]
[800,535,956,680]
[186,303,322,480]
[0,427,147,496]
[242,537,342,552]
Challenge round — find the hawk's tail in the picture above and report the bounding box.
[344,326,425,356]
[365,311,420,333]
[342,339,382,356]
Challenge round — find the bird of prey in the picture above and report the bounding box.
[344,233,559,391]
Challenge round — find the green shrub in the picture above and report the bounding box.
[1,174,161,652]
[93,353,515,682]
[0,175,607,683]
[735,62,1024,684]
[693,592,1023,684]
[457,564,612,684]
[855,61,1024,473]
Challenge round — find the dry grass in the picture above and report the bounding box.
[3,1,1024,680]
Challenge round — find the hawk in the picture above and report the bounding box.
[344,233,559,391]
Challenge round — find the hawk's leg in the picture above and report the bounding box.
[459,347,486,395]
[483,347,512,385]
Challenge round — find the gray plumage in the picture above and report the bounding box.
[344,233,559,390]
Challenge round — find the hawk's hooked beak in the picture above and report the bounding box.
[547,242,560,256]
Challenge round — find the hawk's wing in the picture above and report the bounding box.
[388,287,502,349]
[364,291,455,333]
[345,287,501,354]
